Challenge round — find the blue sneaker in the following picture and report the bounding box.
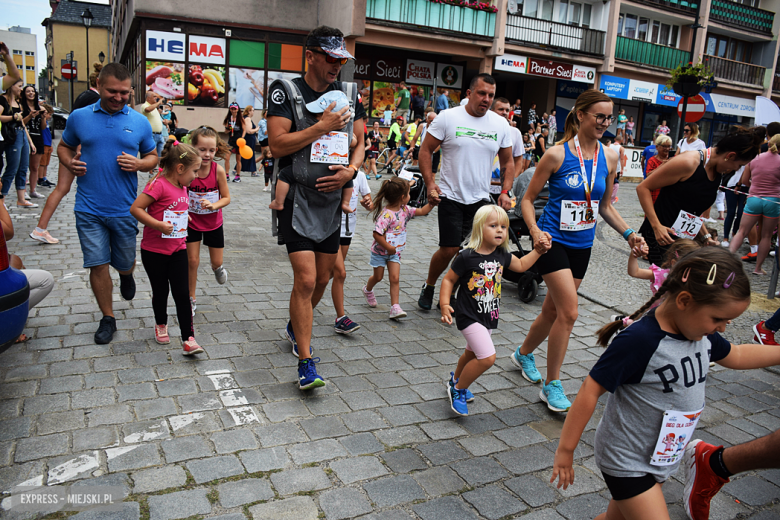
[286,321,312,357]
[447,384,469,416]
[334,316,361,335]
[540,380,572,412]
[448,372,474,402]
[510,348,542,383]
[298,357,326,390]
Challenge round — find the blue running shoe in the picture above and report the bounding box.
[298,357,326,390]
[447,383,469,416]
[286,321,313,357]
[448,372,474,402]
[510,348,542,383]
[540,380,571,412]
[334,316,361,335]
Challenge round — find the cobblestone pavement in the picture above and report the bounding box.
[2,148,780,520]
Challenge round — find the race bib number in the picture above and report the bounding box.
[650,407,704,466]
[162,210,188,239]
[398,167,414,181]
[310,131,349,165]
[560,200,599,231]
[386,231,407,253]
[671,211,703,240]
[188,191,219,214]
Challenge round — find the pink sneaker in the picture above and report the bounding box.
[362,286,377,308]
[154,324,170,344]
[29,228,59,244]
[182,337,205,355]
[389,304,407,320]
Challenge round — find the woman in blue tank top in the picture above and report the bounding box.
[510,90,645,413]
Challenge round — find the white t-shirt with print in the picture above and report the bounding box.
[341,172,371,238]
[427,105,513,204]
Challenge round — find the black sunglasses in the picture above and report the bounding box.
[309,49,348,65]
[683,129,691,133]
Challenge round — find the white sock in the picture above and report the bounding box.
[751,245,758,253]
[337,315,346,321]
[35,227,45,233]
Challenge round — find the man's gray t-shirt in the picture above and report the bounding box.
[589,310,731,482]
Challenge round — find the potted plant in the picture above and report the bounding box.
[666,60,715,97]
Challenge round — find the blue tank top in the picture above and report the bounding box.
[538,141,609,249]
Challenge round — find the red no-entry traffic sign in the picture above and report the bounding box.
[678,94,706,123]
[61,60,77,80]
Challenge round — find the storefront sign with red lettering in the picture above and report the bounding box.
[405,60,435,85]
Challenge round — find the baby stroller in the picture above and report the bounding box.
[502,167,549,303]
[394,165,428,208]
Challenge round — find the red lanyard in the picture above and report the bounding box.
[573,135,600,208]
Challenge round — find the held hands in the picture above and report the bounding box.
[440,304,454,325]
[117,152,141,172]
[360,194,372,211]
[68,151,87,176]
[428,184,442,207]
[631,244,649,258]
[319,102,351,133]
[158,220,174,235]
[550,449,575,490]
[534,231,552,254]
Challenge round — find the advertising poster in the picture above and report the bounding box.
[188,65,226,107]
[436,87,461,107]
[145,61,185,105]
[229,68,265,109]
[371,81,399,119]
[358,80,371,115]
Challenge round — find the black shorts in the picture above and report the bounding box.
[340,236,352,246]
[535,241,592,280]
[602,472,659,501]
[438,197,489,248]
[277,196,340,254]
[412,147,420,161]
[186,225,225,248]
[387,140,397,151]
[260,138,269,147]
[367,150,378,159]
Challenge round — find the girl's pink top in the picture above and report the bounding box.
[649,264,669,309]
[141,176,189,255]
[189,160,224,232]
[748,151,780,199]
[626,122,635,131]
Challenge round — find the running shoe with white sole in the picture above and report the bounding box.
[213,265,228,285]
[683,439,729,520]
[29,228,59,244]
[540,379,571,412]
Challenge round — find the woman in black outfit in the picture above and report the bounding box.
[240,106,259,176]
[223,102,244,182]
[637,126,762,264]
[22,86,44,199]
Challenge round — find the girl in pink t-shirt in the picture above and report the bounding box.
[186,126,232,315]
[130,139,205,355]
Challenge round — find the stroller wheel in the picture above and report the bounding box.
[517,273,538,303]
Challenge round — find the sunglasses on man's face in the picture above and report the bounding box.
[310,49,348,65]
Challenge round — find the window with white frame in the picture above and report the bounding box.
[522,0,554,20]
[618,13,680,47]
[12,50,22,55]
[558,0,592,27]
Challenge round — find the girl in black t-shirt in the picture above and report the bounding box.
[440,205,551,416]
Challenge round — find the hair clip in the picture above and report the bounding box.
[723,272,735,288]
[681,267,691,283]
[179,151,187,159]
[706,264,717,285]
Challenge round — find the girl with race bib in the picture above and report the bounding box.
[440,205,550,416]
[637,126,762,265]
[130,140,205,355]
[513,90,642,413]
[551,248,780,520]
[362,177,431,320]
[186,126,232,315]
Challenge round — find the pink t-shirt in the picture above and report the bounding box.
[371,205,416,256]
[189,160,224,232]
[140,176,189,255]
[748,151,780,199]
[649,264,669,309]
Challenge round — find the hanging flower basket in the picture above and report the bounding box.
[666,61,714,97]
[428,0,498,13]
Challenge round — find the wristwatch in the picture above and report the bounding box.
[501,189,515,198]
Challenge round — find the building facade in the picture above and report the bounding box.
[0,27,38,87]
[42,0,112,111]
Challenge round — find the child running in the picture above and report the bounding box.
[260,148,274,192]
[440,205,550,416]
[130,139,204,355]
[363,177,432,319]
[551,247,780,520]
[186,126,231,315]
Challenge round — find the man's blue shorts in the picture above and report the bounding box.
[75,211,138,271]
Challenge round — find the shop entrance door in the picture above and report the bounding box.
[641,107,676,146]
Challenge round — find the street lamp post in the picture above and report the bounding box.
[81,8,93,74]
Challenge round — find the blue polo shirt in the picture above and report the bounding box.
[62,100,155,217]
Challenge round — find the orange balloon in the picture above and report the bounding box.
[240,146,254,160]
[236,138,246,148]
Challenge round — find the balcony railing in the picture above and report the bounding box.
[615,36,690,69]
[710,0,774,35]
[705,54,766,87]
[627,0,698,15]
[773,74,780,92]
[505,15,606,56]
[366,0,496,38]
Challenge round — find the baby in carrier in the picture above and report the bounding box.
[269,90,357,215]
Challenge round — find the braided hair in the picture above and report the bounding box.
[597,248,750,346]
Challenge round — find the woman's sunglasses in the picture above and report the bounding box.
[310,49,348,65]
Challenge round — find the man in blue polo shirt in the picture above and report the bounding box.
[58,63,157,344]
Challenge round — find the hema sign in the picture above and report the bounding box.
[146,32,226,65]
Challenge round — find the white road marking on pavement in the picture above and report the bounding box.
[124,421,169,443]
[168,412,205,431]
[5,475,44,495]
[208,374,238,390]
[47,452,100,485]
[204,369,231,375]
[105,446,139,460]
[220,389,248,407]
[227,406,260,425]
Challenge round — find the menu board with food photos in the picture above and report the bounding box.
[371,82,399,119]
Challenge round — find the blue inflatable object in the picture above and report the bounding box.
[0,220,30,354]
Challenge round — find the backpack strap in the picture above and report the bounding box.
[340,81,358,146]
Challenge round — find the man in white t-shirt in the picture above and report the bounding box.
[490,97,525,188]
[417,73,514,310]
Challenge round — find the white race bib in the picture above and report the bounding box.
[560,200,599,231]
[650,407,704,466]
[188,191,219,214]
[310,131,349,164]
[386,231,407,253]
[162,209,188,239]
[671,210,704,240]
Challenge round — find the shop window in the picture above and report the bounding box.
[229,40,265,69]
[268,43,302,71]
[228,68,265,109]
[187,64,226,107]
[146,61,185,105]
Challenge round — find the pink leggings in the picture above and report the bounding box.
[462,323,495,359]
